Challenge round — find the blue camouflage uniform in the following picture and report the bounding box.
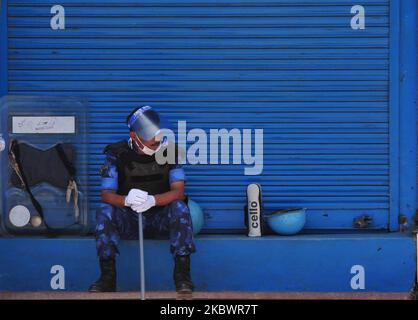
[95,141,196,259]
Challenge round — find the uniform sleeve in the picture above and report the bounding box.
[100,153,118,191]
[169,164,186,184]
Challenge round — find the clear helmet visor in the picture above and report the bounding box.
[128,106,164,141]
[128,106,173,156]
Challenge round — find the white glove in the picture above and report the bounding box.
[132,195,156,213]
[124,189,148,207]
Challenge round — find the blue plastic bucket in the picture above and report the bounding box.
[264,208,307,235]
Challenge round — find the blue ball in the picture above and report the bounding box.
[187,199,205,235]
[265,208,306,235]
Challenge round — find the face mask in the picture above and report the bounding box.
[132,135,166,156]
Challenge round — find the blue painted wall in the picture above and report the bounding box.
[0,0,7,96]
[0,1,417,294]
[398,0,417,230]
[414,0,418,229]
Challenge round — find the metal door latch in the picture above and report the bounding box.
[399,215,408,232]
[354,215,373,228]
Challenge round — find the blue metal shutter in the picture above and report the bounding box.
[7,0,391,232]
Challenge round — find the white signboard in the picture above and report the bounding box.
[12,116,76,134]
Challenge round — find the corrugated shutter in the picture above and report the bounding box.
[7,0,391,232]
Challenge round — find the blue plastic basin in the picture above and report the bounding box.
[264,208,307,235]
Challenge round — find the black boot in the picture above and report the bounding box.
[88,258,117,292]
[173,255,194,293]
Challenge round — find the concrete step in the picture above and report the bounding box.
[0,233,415,292]
[0,291,411,300]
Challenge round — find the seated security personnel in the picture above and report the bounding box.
[89,106,196,293]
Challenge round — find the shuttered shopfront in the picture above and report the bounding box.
[6,0,402,232]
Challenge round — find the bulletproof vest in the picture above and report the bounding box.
[104,140,171,196]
